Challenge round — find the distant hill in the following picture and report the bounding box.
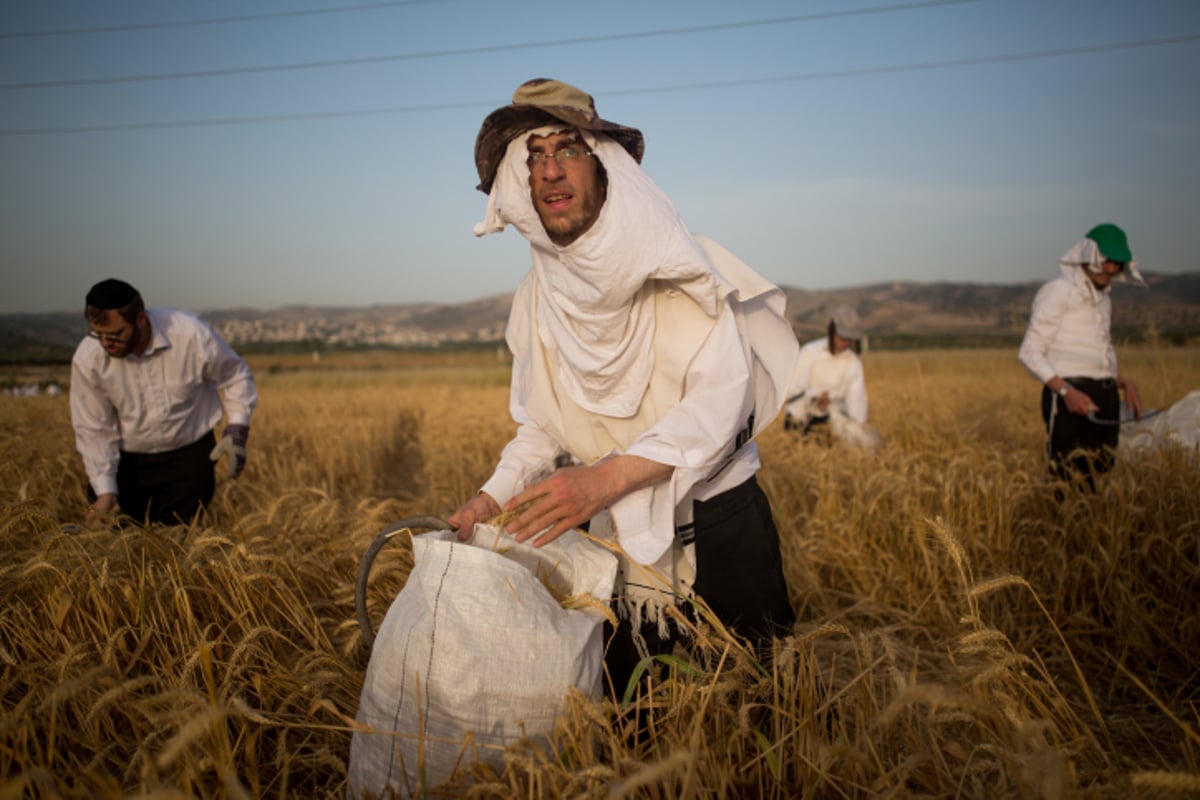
[0,311,91,364]
[3,271,1197,363]
[783,271,1200,347]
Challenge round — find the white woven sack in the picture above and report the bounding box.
[348,524,617,799]
[1119,389,1200,460]
[829,410,883,450]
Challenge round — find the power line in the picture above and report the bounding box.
[0,101,481,135]
[2,33,1196,137]
[0,0,448,40]
[1,0,980,90]
[599,33,1200,98]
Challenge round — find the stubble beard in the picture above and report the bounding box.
[539,190,603,246]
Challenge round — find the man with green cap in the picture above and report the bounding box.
[1018,224,1145,484]
[70,278,258,525]
[447,78,799,692]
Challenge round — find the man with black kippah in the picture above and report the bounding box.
[70,278,258,525]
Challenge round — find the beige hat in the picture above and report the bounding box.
[474,78,644,194]
[831,306,863,340]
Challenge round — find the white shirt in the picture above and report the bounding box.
[473,130,797,565]
[785,337,868,424]
[70,307,258,496]
[480,275,761,565]
[1018,265,1117,385]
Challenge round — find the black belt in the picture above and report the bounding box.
[677,475,761,547]
[1064,376,1116,390]
[694,475,760,513]
[120,430,215,463]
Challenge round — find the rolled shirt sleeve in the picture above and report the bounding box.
[611,307,756,563]
[203,324,258,427]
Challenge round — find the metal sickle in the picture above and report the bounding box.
[1085,409,1163,427]
[355,515,449,649]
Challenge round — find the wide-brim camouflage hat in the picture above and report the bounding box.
[474,78,644,194]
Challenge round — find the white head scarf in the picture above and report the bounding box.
[475,126,728,417]
[1058,237,1145,286]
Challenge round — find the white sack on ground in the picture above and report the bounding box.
[1118,389,1200,458]
[348,525,617,799]
[790,396,882,450]
[829,410,883,450]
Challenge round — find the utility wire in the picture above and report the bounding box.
[598,33,1200,98]
[2,33,1196,137]
[0,0,447,40]
[1,0,980,90]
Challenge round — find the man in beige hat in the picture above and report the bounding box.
[449,78,799,691]
[784,305,871,441]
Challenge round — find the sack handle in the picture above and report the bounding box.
[356,516,449,649]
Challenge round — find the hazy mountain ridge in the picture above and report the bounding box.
[4,271,1197,356]
[787,271,1198,341]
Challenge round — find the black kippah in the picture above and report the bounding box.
[85,278,139,309]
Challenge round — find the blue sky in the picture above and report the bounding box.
[2,0,1198,314]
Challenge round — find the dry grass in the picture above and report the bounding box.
[2,346,1198,798]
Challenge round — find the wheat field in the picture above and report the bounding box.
[2,345,1198,799]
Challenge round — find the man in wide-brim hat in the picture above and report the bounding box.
[449,78,800,693]
[472,77,644,195]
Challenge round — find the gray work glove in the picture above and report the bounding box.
[210,423,250,479]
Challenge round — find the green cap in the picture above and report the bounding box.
[1085,223,1133,263]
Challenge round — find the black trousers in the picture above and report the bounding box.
[107,431,217,525]
[603,476,796,696]
[1041,377,1119,485]
[784,413,828,434]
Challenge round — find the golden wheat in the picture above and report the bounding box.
[1,346,1197,798]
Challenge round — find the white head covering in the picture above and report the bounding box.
[1058,237,1145,286]
[475,124,800,569]
[475,127,729,417]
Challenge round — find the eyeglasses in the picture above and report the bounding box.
[87,323,131,344]
[526,147,591,170]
